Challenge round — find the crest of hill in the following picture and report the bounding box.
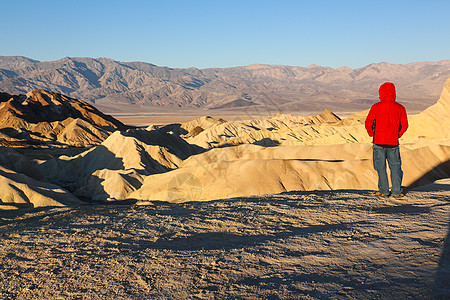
[177,109,342,148]
[402,78,450,142]
[0,90,126,147]
[180,116,227,136]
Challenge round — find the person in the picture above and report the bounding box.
[365,82,408,198]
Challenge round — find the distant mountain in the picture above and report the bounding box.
[0,56,449,112]
[0,90,126,147]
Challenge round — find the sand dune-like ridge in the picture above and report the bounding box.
[0,79,449,208]
[129,143,449,202]
[0,165,82,209]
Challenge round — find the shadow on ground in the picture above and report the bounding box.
[435,220,450,299]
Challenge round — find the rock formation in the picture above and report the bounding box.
[0,90,126,147]
[0,165,83,209]
[0,79,449,208]
[402,78,450,141]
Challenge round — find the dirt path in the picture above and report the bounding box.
[0,181,449,299]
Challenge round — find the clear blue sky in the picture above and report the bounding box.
[1,0,449,69]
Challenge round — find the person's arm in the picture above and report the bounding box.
[365,107,376,137]
[398,107,408,137]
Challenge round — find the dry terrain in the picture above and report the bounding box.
[0,180,449,299]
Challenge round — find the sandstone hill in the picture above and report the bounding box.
[0,165,82,209]
[0,90,126,147]
[402,78,450,142]
[0,79,449,209]
[1,56,449,112]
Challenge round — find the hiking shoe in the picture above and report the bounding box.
[392,193,405,198]
[375,191,389,198]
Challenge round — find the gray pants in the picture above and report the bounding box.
[372,144,403,196]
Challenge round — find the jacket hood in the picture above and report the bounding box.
[379,82,396,101]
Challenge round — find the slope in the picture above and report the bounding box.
[0,90,126,147]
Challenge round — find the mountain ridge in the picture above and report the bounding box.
[1,56,449,112]
[0,89,126,147]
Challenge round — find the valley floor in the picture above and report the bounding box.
[112,110,340,127]
[0,180,449,299]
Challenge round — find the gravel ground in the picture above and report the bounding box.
[0,181,449,299]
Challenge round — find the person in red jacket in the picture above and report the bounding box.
[365,82,408,197]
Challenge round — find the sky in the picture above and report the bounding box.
[1,0,449,69]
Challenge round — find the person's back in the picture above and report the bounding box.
[365,82,408,145]
[365,82,408,197]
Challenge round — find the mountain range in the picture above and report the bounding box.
[0,56,449,113]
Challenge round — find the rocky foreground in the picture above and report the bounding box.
[0,180,448,299]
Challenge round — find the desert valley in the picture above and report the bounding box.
[0,57,449,299]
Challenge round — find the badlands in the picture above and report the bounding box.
[1,80,448,206]
[0,79,449,298]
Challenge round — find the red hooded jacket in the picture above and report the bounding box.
[365,82,408,145]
